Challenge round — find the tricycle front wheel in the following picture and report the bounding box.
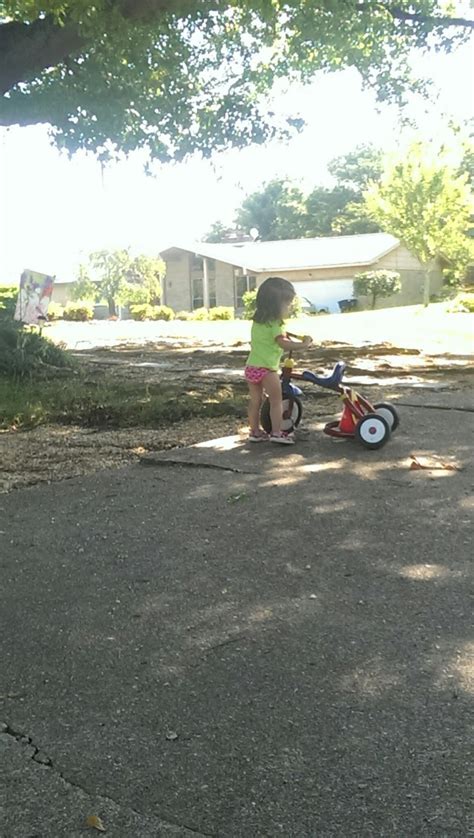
[261,396,302,434]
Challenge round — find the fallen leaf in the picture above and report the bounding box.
[409,456,461,472]
[86,815,106,832]
[166,730,179,741]
[227,492,248,503]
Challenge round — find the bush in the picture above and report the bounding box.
[208,306,234,321]
[130,304,151,320]
[242,289,302,319]
[353,270,401,309]
[120,283,149,307]
[289,296,302,318]
[190,307,209,321]
[0,285,18,321]
[242,290,257,319]
[64,301,94,321]
[175,310,192,320]
[130,304,175,321]
[0,321,73,379]
[47,302,64,320]
[450,292,474,313]
[151,305,175,321]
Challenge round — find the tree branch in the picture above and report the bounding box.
[0,0,198,97]
[0,1,472,104]
[390,5,474,29]
[357,2,474,29]
[0,17,85,96]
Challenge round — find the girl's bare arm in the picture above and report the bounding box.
[276,334,312,351]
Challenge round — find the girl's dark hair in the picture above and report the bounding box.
[253,277,295,323]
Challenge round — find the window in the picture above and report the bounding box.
[192,276,216,309]
[234,273,256,309]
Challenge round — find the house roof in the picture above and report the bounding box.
[161,233,400,272]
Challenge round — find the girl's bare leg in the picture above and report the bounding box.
[263,372,283,435]
[247,381,264,432]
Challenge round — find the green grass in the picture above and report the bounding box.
[0,376,246,430]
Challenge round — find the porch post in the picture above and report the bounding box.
[203,257,210,309]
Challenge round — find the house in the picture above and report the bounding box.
[160,233,445,313]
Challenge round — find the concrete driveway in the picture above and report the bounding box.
[1,391,472,837]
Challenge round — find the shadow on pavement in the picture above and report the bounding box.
[1,396,472,837]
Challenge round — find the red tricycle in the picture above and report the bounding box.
[260,353,400,450]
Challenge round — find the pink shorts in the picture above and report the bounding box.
[245,365,271,384]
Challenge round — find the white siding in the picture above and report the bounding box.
[215,261,235,307]
[52,283,74,305]
[163,251,191,311]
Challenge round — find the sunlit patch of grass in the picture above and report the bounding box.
[0,376,246,431]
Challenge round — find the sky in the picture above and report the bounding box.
[0,19,472,283]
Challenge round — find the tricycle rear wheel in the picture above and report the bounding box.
[355,413,390,449]
[261,396,302,434]
[373,402,400,431]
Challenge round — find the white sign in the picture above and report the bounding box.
[15,270,55,325]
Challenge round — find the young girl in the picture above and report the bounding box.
[245,277,312,445]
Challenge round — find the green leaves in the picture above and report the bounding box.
[353,270,401,308]
[212,145,383,241]
[1,2,472,160]
[74,250,165,313]
[365,142,473,281]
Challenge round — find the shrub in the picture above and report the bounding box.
[64,301,94,321]
[208,306,234,321]
[190,307,209,321]
[120,283,149,307]
[242,290,257,319]
[130,304,152,320]
[150,305,175,321]
[289,296,302,318]
[130,304,175,321]
[175,310,192,320]
[0,285,18,321]
[242,289,302,319]
[0,321,73,379]
[450,292,474,313]
[353,270,401,309]
[47,302,64,320]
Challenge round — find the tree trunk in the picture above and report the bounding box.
[107,297,117,317]
[423,265,434,307]
[0,1,200,99]
[371,292,377,309]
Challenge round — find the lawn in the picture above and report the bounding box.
[45,303,474,356]
[0,373,245,431]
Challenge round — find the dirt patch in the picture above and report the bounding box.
[1,341,471,493]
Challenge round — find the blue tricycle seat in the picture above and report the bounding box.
[302,361,345,390]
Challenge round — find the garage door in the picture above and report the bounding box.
[295,279,354,313]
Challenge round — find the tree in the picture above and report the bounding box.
[208,145,383,241]
[75,250,165,315]
[0,3,472,161]
[365,143,473,304]
[353,269,401,309]
[124,254,165,305]
[204,223,250,243]
[73,264,97,303]
[236,180,308,241]
[328,145,384,191]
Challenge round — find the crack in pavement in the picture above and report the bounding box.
[396,402,474,413]
[1,720,215,837]
[140,457,256,475]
